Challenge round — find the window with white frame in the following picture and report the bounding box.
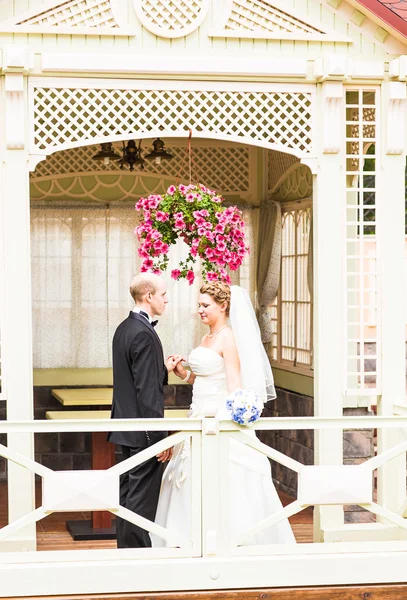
[270,201,313,373]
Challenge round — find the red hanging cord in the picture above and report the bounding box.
[177,129,197,185]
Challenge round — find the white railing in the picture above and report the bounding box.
[1,415,407,595]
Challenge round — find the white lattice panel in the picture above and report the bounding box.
[31,143,251,194]
[226,0,323,33]
[268,150,300,193]
[31,84,313,155]
[134,0,209,38]
[345,89,379,395]
[17,0,119,28]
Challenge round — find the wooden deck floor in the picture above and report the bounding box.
[0,482,313,550]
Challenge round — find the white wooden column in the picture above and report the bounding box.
[201,416,222,559]
[376,81,407,514]
[1,53,36,549]
[312,81,345,540]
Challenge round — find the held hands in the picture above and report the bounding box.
[174,359,188,380]
[158,355,186,462]
[166,354,188,380]
[165,354,186,374]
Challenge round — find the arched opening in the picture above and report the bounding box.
[27,135,314,546]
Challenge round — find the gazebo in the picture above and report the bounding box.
[0,0,407,597]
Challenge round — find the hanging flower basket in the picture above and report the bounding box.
[135,183,249,285]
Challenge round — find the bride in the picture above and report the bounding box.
[151,281,295,547]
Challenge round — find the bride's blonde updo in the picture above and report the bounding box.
[200,281,231,316]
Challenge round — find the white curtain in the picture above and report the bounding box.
[31,204,256,368]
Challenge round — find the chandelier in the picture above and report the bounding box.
[117,140,145,171]
[145,138,173,165]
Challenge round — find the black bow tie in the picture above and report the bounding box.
[139,310,158,328]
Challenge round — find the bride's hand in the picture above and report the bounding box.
[174,360,188,380]
[165,354,185,373]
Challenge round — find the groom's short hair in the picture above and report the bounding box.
[130,273,159,303]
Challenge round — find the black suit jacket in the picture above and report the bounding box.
[107,311,168,448]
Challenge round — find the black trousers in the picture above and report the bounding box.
[116,445,164,548]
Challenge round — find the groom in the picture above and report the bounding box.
[108,273,179,548]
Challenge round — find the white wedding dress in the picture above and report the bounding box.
[151,346,296,547]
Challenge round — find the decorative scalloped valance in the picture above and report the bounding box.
[271,163,312,202]
[30,142,253,201]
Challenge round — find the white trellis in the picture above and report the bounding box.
[0,0,134,35]
[345,88,380,398]
[209,0,352,42]
[224,0,325,34]
[28,79,314,157]
[133,0,210,38]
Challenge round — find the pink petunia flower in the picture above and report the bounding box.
[206,271,219,281]
[171,269,181,280]
[179,184,187,194]
[228,261,239,271]
[186,194,195,202]
[143,258,154,269]
[186,270,195,285]
[148,197,160,210]
[167,185,176,195]
[156,211,169,222]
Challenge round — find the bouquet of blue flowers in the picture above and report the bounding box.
[225,388,263,426]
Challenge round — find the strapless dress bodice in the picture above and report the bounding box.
[188,346,228,417]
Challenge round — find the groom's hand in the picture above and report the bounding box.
[156,448,173,462]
